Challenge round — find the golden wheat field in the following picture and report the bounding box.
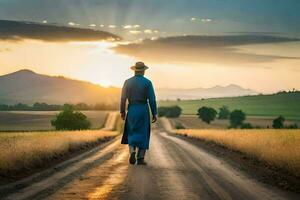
[175,129,300,176]
[0,130,119,177]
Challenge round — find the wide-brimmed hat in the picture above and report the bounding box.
[130,62,149,71]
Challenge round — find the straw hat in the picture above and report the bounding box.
[130,62,149,71]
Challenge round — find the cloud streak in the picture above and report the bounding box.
[0,20,121,42]
[114,35,299,64]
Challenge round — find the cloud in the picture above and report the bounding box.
[129,30,142,35]
[113,35,299,64]
[190,17,212,23]
[0,20,120,42]
[144,29,153,34]
[201,18,212,22]
[123,25,132,29]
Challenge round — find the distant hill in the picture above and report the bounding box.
[0,69,120,105]
[0,70,259,104]
[159,92,300,120]
[157,84,257,100]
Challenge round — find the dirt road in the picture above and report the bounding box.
[1,122,298,200]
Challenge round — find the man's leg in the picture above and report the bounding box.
[129,146,136,164]
[137,148,147,165]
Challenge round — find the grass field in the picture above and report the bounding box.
[170,115,300,129]
[0,111,108,131]
[175,129,300,176]
[0,130,119,178]
[159,92,300,120]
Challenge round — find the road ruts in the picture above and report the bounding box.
[1,121,298,200]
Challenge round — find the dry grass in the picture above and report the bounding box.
[0,130,118,177]
[175,129,300,176]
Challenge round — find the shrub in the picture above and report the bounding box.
[197,106,217,124]
[218,106,230,119]
[51,104,91,130]
[230,110,246,128]
[285,123,298,129]
[174,121,185,129]
[241,123,253,129]
[157,106,182,118]
[272,116,285,129]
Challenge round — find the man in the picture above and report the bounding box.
[120,62,157,165]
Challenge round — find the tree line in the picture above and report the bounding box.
[197,106,249,128]
[0,102,119,111]
[158,105,298,129]
[196,106,298,129]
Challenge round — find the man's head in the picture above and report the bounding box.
[131,62,148,76]
[135,70,145,76]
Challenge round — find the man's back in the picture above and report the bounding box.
[120,75,156,116]
[124,75,151,103]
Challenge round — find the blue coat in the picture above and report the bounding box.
[120,75,157,149]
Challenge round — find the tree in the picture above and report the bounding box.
[285,123,298,129]
[197,106,217,124]
[230,110,246,128]
[51,104,91,130]
[74,103,90,110]
[33,102,50,110]
[272,116,285,129]
[218,106,230,119]
[13,103,31,111]
[0,104,9,111]
[158,106,168,117]
[157,106,182,118]
[167,106,182,118]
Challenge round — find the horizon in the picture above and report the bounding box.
[0,68,271,93]
[0,0,299,93]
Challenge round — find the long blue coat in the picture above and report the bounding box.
[120,75,157,149]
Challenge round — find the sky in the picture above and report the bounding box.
[0,0,300,93]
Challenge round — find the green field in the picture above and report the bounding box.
[169,115,300,129]
[0,111,108,131]
[159,92,300,120]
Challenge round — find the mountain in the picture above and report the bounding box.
[156,84,257,100]
[0,69,120,105]
[0,69,257,104]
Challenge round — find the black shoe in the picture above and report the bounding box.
[129,152,136,165]
[137,158,147,165]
